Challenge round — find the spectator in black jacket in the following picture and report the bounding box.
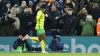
[91,3,100,35]
[50,3,62,29]
[0,1,15,36]
[57,7,77,36]
[49,3,62,36]
[19,6,33,37]
[91,3,100,22]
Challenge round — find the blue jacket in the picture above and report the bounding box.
[49,36,64,51]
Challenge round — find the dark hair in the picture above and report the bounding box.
[40,4,47,9]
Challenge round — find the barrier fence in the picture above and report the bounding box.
[0,36,100,53]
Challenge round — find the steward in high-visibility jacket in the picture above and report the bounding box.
[97,17,100,36]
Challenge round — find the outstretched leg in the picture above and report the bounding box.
[23,34,48,53]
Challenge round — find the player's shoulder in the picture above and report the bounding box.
[37,10,43,15]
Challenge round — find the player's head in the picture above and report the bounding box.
[40,4,47,13]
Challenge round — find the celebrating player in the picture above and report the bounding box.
[23,4,48,53]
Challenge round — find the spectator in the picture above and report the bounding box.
[57,7,77,35]
[64,0,74,8]
[85,0,93,14]
[91,3,100,22]
[44,9,52,32]
[76,8,88,35]
[28,1,36,32]
[80,15,96,36]
[8,4,20,35]
[91,3,100,35]
[0,0,99,36]
[19,1,27,14]
[75,0,86,12]
[29,0,33,11]
[0,1,14,36]
[55,0,64,11]
[19,0,29,6]
[19,6,33,37]
[77,8,88,22]
[50,3,62,29]
[6,1,11,13]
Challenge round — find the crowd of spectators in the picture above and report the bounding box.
[0,0,100,36]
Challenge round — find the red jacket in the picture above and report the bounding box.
[97,17,100,36]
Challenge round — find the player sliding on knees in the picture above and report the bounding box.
[22,4,48,53]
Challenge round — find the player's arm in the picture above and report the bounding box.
[36,10,42,21]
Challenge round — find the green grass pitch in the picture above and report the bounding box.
[0,52,100,56]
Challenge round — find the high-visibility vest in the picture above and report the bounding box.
[97,17,100,36]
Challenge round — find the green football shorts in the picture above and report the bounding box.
[36,29,45,35]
